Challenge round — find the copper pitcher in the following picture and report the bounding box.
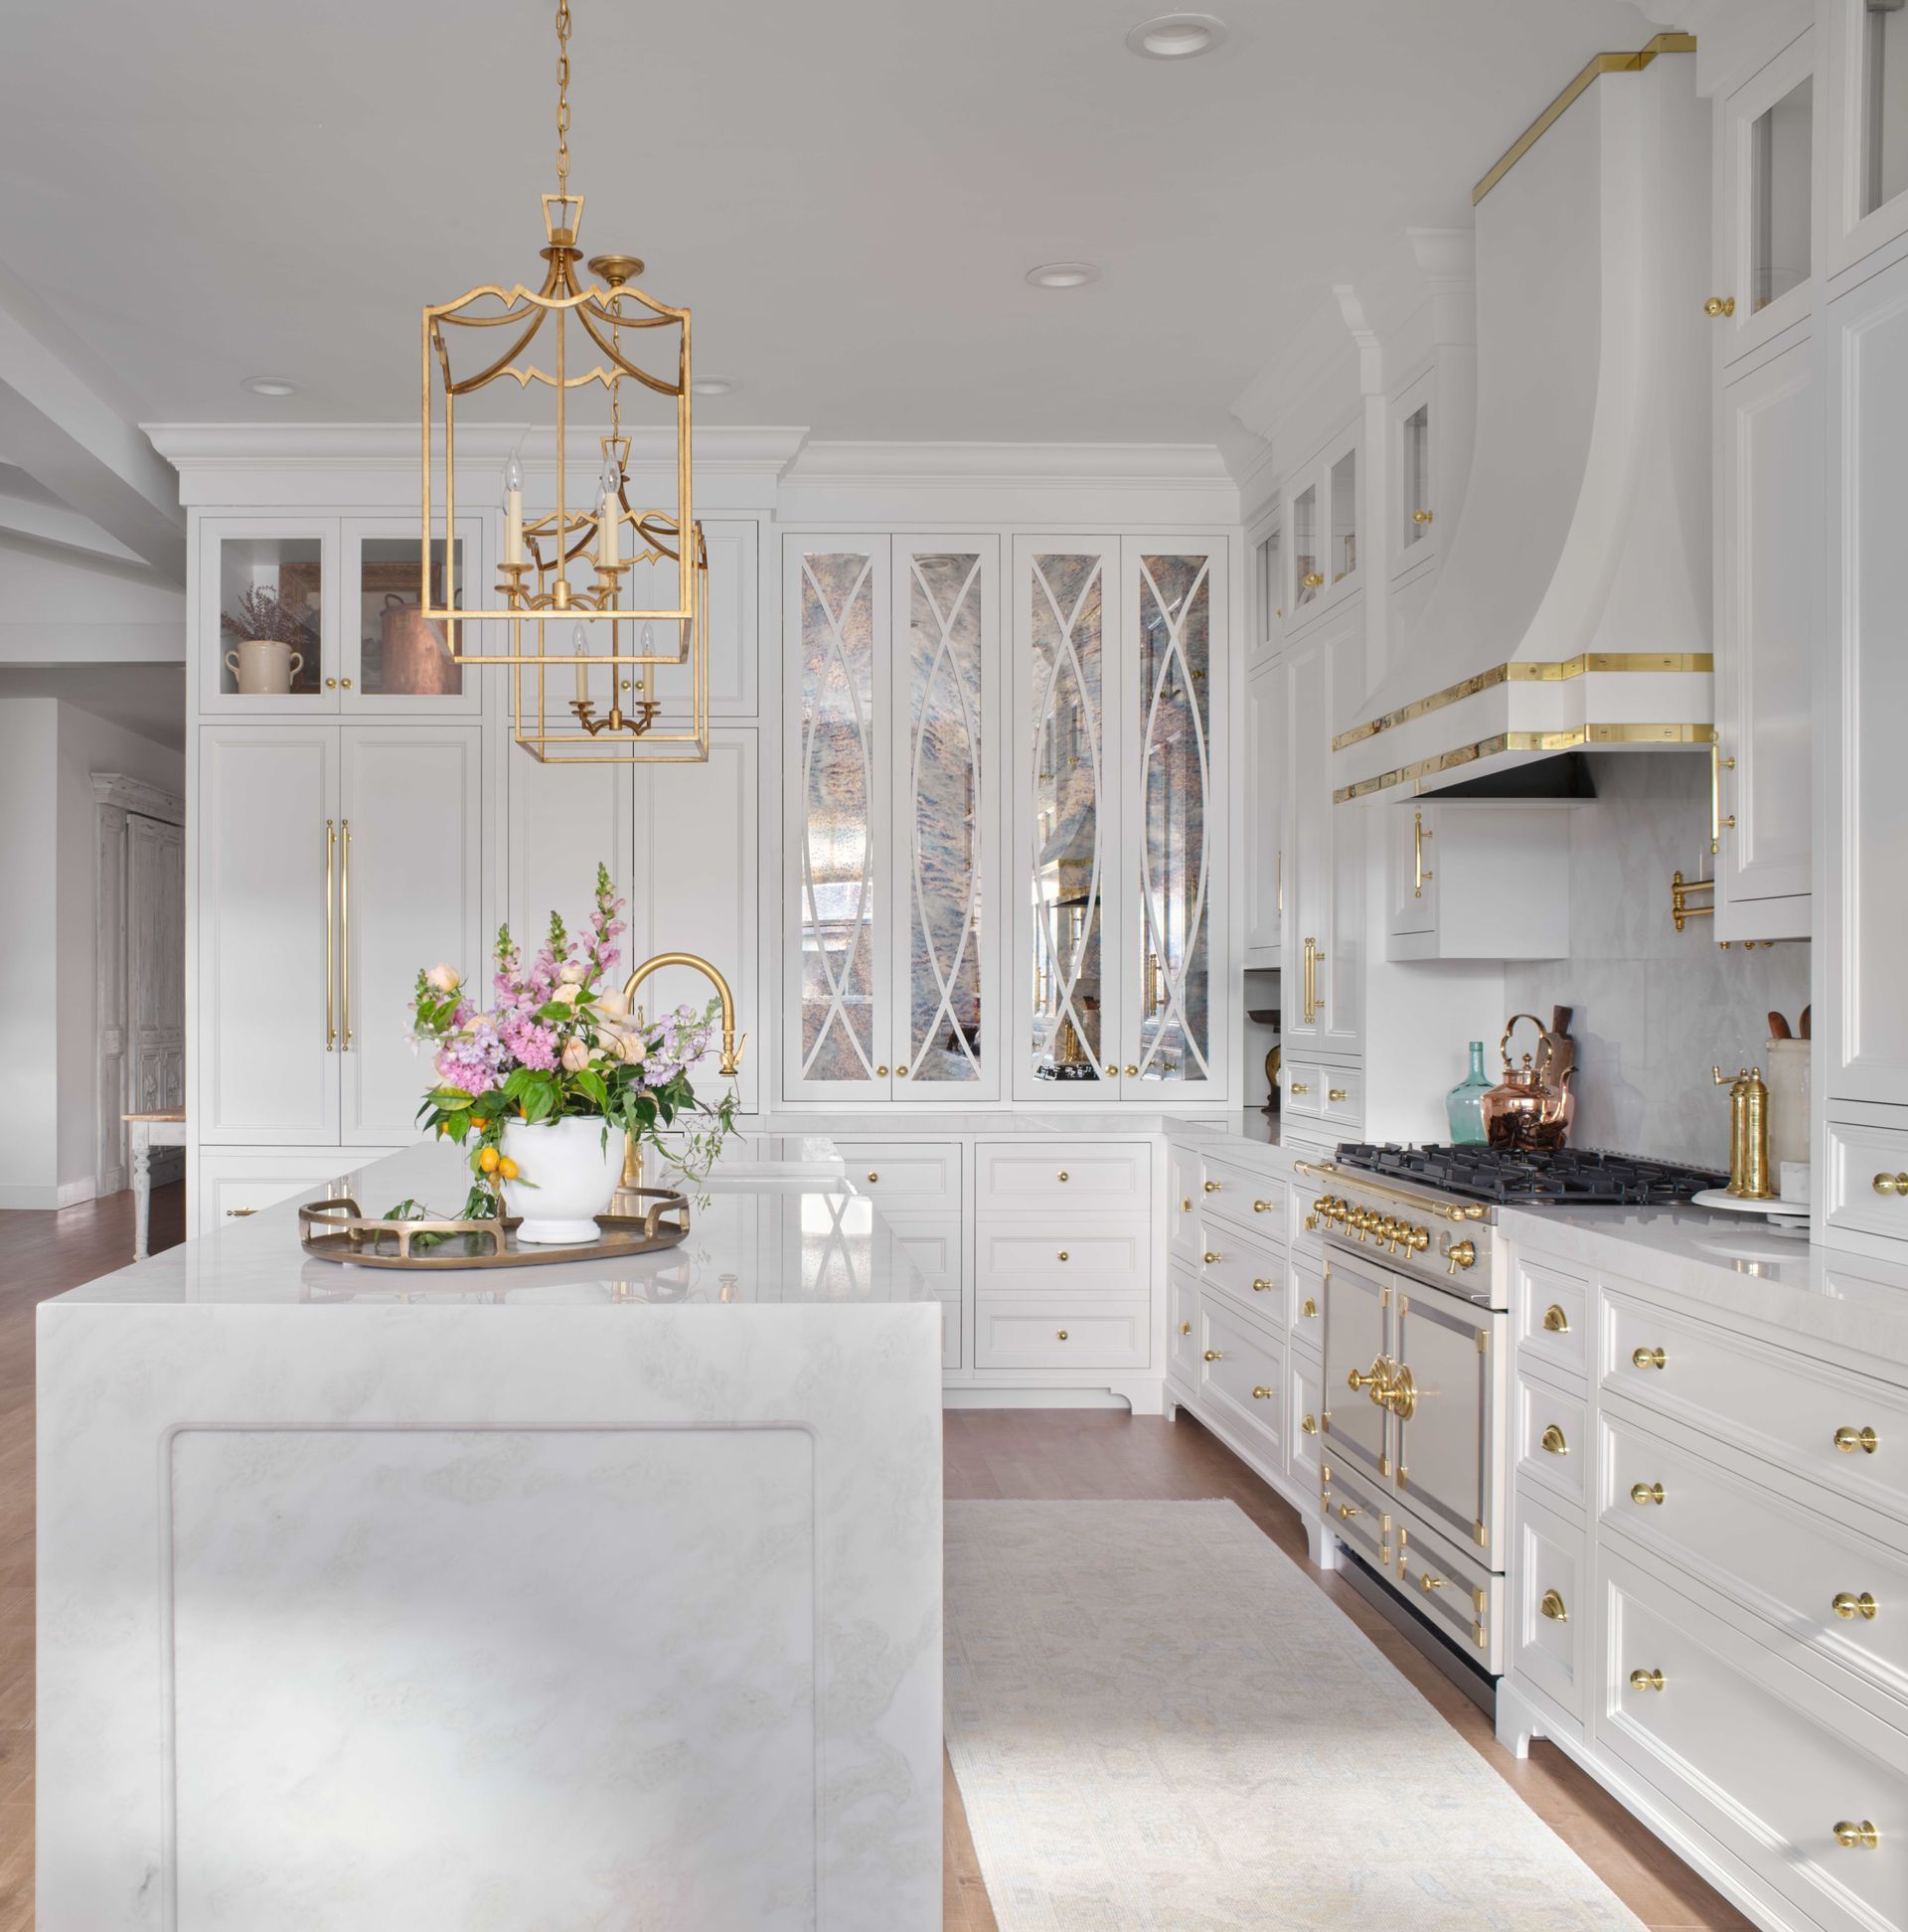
[379,592,461,697]
[1481,1013,1575,1151]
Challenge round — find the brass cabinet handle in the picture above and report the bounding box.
[1412,508,1434,525]
[1832,1591,1879,1621]
[1412,808,1434,898]
[1251,1385,1273,1400]
[1301,1297,1318,1318]
[1632,1346,1668,1370]
[867,1171,878,1183]
[1833,1821,1880,1851]
[1057,1250,1069,1262]
[1251,1278,1273,1293]
[1381,1365,1417,1421]
[1253,1198,1272,1212]
[1873,1173,1908,1196]
[1703,294,1736,317]
[1203,1349,1224,1363]
[1057,1170,1068,1182]
[1629,1668,1666,1692]
[1540,1424,1569,1456]
[1329,1087,1349,1103]
[1203,1180,1221,1194]
[1835,1425,1881,1455]
[1541,1304,1570,1334]
[1539,1589,1568,1624]
[1631,1482,1666,1506]
[1056,1329,1068,1341]
[225,1207,257,1217]
[323,819,337,1050]
[1290,1081,1312,1095]
[1301,1413,1318,1435]
[1180,1321,1192,1336]
[338,819,353,1049]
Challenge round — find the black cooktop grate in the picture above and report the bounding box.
[1332,1142,1726,1207]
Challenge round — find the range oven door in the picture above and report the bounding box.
[1391,1276,1508,1561]
[1320,1244,1395,1488]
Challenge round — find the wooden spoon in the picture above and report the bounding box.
[1800,1004,1811,1041]
[1768,1011,1792,1041]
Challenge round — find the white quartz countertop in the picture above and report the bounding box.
[761,1108,1240,1136]
[55,1136,931,1309]
[1162,1110,1288,1151]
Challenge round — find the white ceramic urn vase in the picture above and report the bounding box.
[500,1115,623,1243]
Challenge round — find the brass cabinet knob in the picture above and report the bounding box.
[1302,570,1326,588]
[1251,1278,1273,1293]
[1412,508,1434,525]
[1540,1423,1569,1456]
[1180,1321,1192,1336]
[1337,1502,1360,1521]
[896,1063,909,1077]
[1203,1250,1221,1264]
[875,1064,888,1076]
[1832,1591,1879,1621]
[1833,1821,1880,1851]
[1629,1668,1666,1692]
[1104,1063,1118,1076]
[1419,1571,1445,1592]
[1631,1482,1666,1506]
[1873,1173,1908,1197]
[1329,1087,1349,1102]
[324,676,339,690]
[1057,1250,1069,1261]
[1057,1329,1068,1341]
[1124,1064,1138,1077]
[1632,1346,1668,1370]
[1301,1297,1318,1318]
[1290,1081,1311,1095]
[1251,1384,1273,1400]
[867,1172,879,1183]
[1703,294,1736,317]
[1203,1180,1221,1194]
[1835,1424,1881,1455]
[1301,1413,1318,1435]
[1541,1304,1570,1334]
[1253,1198,1273,1212]
[1057,1170,1069,1182]
[1203,1349,1224,1363]
[1539,1589,1568,1624]
[1444,1237,1476,1274]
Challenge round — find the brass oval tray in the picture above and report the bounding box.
[298,1191,691,1270]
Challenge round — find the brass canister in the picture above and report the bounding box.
[1712,1064,1775,1200]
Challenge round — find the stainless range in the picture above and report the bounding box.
[1297,1143,1722,1677]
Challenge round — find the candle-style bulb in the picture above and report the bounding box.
[598,455,621,504]
[571,621,590,705]
[503,453,524,495]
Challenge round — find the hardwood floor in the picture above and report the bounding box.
[4,1195,1745,1931]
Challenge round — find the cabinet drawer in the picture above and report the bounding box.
[1169,1268,1201,1387]
[1600,1550,1908,1932]
[1288,1346,1325,1491]
[884,1219,961,1297]
[1514,1254,1589,1384]
[1198,1153,1286,1242]
[1510,1485,1587,1726]
[1321,1458,1396,1574]
[1514,1371,1587,1515]
[975,1301,1149,1370]
[1604,1286,1908,1525]
[1826,1116,1908,1245]
[975,1140,1151,1213]
[197,1152,362,1233]
[1321,1065,1363,1127]
[1284,1058,1326,1117]
[975,1225,1149,1298]
[1198,1297,1285,1471]
[837,1141,960,1215]
[1604,1408,1908,1708]
[1197,1225,1285,1318]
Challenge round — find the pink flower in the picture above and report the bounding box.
[504,1019,559,1070]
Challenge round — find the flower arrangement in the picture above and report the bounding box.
[404,863,736,1224]
[220,585,315,646]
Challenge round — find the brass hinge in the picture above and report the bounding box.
[1382,1285,1391,1309]
[1378,1453,1391,1477]
[1476,1328,1489,1353]
[1472,1585,1489,1614]
[1474,1518,1489,1548]
[1474,1622,1488,1650]
[1321,1463,1333,1489]
[1321,1410,1332,1433]
[1396,1465,1408,1488]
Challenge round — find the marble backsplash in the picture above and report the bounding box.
[1500,752,1810,1172]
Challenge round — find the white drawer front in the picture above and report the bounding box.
[975,1301,1149,1370]
[1514,1254,1589,1384]
[975,1140,1152,1213]
[1284,1059,1325,1117]
[1605,1286,1908,1525]
[1169,1268,1201,1386]
[886,1221,960,1296]
[1510,1486,1586,1726]
[1198,1153,1286,1242]
[1197,1225,1285,1319]
[1827,1116,1908,1245]
[1198,1298,1285,1471]
[837,1140,960,1215]
[1321,1459,1396,1573]
[1601,1551,1908,1932]
[199,1154,363,1231]
[1604,1408,1908,1707]
[1288,1347,1325,1491]
[1321,1065,1363,1127]
[1514,1372,1587,1515]
[976,1226,1149,1298]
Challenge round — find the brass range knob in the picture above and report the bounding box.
[1832,1591,1879,1621]
[1444,1236,1477,1274]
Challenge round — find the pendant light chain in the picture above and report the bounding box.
[555,0,573,200]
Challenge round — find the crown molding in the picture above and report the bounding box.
[783,439,1232,486]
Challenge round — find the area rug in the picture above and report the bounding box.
[944,1500,1644,1931]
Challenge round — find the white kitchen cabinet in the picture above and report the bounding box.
[1281,640,1330,1057]
[1824,246,1908,1117]
[784,536,1000,1103]
[1387,371,1442,579]
[1283,417,1362,630]
[1715,330,1817,939]
[1247,509,1283,663]
[1244,660,1283,966]
[1824,0,1908,282]
[1384,800,1572,961]
[338,518,487,717]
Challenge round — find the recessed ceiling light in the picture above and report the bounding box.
[691,377,739,397]
[1026,262,1100,290]
[241,376,299,398]
[1125,12,1227,59]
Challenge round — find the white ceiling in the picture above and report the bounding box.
[0,0,1659,446]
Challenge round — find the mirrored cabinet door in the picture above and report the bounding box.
[1127,542,1219,1085]
[199,520,336,713]
[1017,539,1121,1095]
[341,519,485,713]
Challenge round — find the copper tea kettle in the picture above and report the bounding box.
[1481,1012,1576,1151]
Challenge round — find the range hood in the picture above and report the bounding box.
[1334,35,1712,805]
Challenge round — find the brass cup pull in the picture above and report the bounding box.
[1251,1278,1273,1293]
[1329,1087,1349,1102]
[1631,1482,1666,1506]
[1834,1425,1881,1455]
[1203,1349,1224,1363]
[1056,1329,1068,1341]
[1251,1384,1272,1400]
[1539,1589,1568,1624]
[1301,1413,1318,1435]
[1833,1821,1880,1851]
[1832,1591,1879,1621]
[1203,1251,1221,1264]
[1632,1346,1668,1370]
[1252,1198,1272,1213]
[1703,294,1736,317]
[1180,1321,1192,1336]
[1874,1173,1908,1197]
[1203,1180,1221,1194]
[1629,1668,1666,1692]
[1541,1304,1570,1334]
[1301,1297,1318,1318]
[1057,1250,1069,1261]
[1540,1423,1569,1456]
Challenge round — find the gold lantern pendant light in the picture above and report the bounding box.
[419,0,709,763]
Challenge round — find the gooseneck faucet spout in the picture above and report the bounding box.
[615,952,746,1195]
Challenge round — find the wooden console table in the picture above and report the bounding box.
[122,1110,185,1260]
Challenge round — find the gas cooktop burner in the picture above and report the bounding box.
[1333,1142,1726,1208]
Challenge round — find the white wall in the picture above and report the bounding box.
[1502,753,1811,1170]
[0,539,185,666]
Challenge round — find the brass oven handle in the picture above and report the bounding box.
[339,818,353,1049]
[323,819,337,1050]
[1381,1364,1417,1421]
[1293,1161,1487,1226]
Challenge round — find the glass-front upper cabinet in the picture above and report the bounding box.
[1291,482,1321,613]
[341,519,485,714]
[1249,515,1282,660]
[1329,441,1359,589]
[1862,0,1908,220]
[1283,419,1361,628]
[1716,35,1816,360]
[1400,399,1433,560]
[199,519,334,713]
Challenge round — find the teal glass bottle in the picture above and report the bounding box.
[1446,1041,1492,1146]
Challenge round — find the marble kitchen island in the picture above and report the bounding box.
[37,1139,943,1932]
